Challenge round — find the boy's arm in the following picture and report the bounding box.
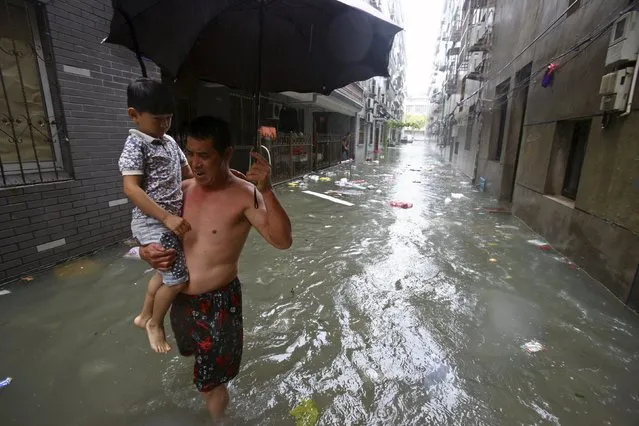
[181,164,193,179]
[123,176,190,237]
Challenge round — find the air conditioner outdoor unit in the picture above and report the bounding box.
[366,112,374,123]
[468,52,484,74]
[605,11,639,66]
[599,67,634,111]
[366,98,375,109]
[470,23,487,47]
[266,102,282,120]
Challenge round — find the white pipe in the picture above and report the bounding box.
[621,52,639,117]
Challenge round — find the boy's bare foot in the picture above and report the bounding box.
[146,322,171,353]
[133,314,151,329]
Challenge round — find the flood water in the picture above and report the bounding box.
[1,142,638,425]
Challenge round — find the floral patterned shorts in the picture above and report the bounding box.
[170,278,243,392]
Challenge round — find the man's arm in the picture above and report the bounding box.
[244,187,292,249]
[243,153,292,249]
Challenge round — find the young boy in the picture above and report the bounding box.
[118,78,193,353]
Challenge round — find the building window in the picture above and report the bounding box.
[562,120,590,200]
[567,0,581,16]
[0,0,68,187]
[492,79,510,161]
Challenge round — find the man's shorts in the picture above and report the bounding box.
[169,278,243,392]
[131,217,188,286]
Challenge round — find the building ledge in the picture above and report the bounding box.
[544,194,575,209]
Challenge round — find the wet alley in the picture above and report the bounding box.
[1,142,638,425]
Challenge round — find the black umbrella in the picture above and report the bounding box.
[105,0,402,96]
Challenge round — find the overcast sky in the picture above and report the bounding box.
[401,0,445,96]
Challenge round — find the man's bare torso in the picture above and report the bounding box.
[180,175,253,295]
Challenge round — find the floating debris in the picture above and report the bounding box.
[0,290,11,296]
[390,201,413,209]
[0,377,12,389]
[290,399,319,426]
[123,247,141,260]
[445,198,452,204]
[528,239,552,251]
[319,177,331,182]
[485,207,511,214]
[521,340,545,353]
[451,193,465,199]
[489,258,497,263]
[21,276,34,282]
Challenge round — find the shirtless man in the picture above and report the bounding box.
[138,116,292,419]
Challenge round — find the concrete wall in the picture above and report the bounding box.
[505,0,639,306]
[0,0,160,282]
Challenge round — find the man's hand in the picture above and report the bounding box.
[139,243,176,271]
[162,214,191,238]
[247,152,272,192]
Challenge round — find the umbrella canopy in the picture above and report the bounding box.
[105,0,402,95]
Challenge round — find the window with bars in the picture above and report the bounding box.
[0,0,68,187]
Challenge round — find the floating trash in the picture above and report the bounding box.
[484,207,511,214]
[307,175,320,182]
[521,340,545,353]
[0,377,12,389]
[290,399,319,426]
[528,239,552,251]
[390,201,413,209]
[21,276,34,282]
[451,193,465,199]
[0,290,11,296]
[123,247,141,260]
[445,198,452,204]
[489,258,497,263]
[319,177,331,182]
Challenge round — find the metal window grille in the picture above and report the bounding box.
[0,0,69,187]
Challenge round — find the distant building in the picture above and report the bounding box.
[430,0,639,310]
[355,0,407,161]
[405,96,430,116]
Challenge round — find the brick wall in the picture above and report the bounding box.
[0,0,158,282]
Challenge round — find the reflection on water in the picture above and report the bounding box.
[1,142,639,425]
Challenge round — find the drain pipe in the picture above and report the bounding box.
[620,52,639,117]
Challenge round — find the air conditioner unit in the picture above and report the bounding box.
[468,52,484,74]
[366,112,374,123]
[265,102,282,120]
[605,11,639,66]
[599,67,634,111]
[470,23,487,47]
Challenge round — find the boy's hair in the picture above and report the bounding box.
[126,78,174,115]
[187,116,233,155]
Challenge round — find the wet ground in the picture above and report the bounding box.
[1,142,639,425]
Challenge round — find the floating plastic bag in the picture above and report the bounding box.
[521,340,545,353]
[290,399,319,426]
[123,247,141,260]
[527,239,552,251]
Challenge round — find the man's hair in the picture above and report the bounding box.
[127,78,174,115]
[187,116,232,154]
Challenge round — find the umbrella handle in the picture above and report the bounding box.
[249,145,272,166]
[249,145,271,209]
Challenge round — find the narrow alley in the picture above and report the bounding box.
[1,142,638,425]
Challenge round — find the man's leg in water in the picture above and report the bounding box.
[134,272,162,329]
[146,282,186,353]
[202,385,230,419]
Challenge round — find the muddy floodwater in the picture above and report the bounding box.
[1,142,638,425]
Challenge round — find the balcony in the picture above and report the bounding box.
[335,82,364,108]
